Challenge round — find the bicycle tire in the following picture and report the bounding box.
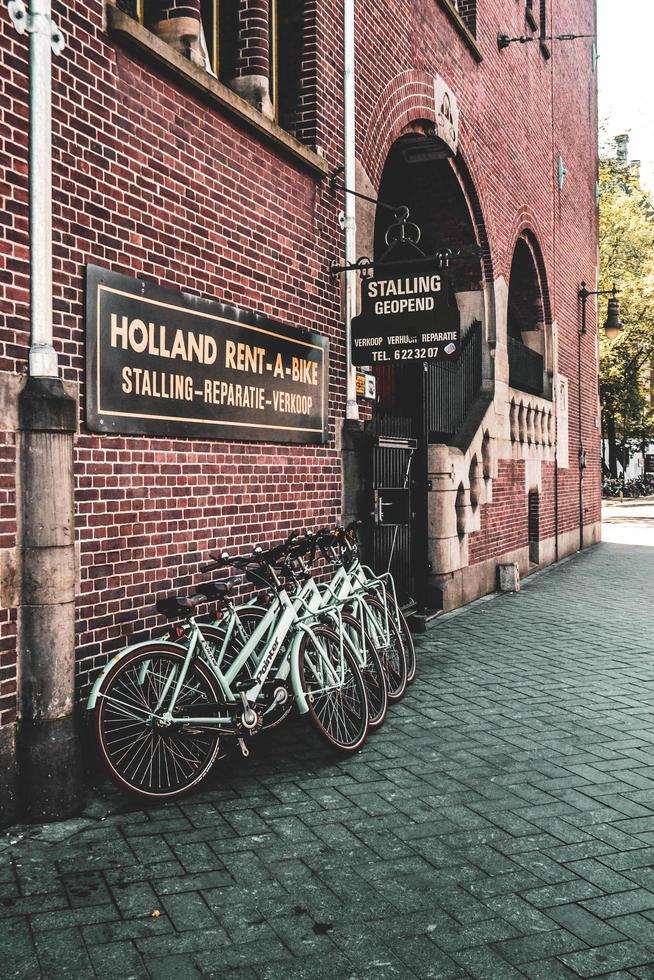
[395,606,417,684]
[341,613,388,729]
[94,644,222,801]
[363,596,408,702]
[299,624,369,752]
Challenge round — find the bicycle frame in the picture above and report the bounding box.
[90,585,347,728]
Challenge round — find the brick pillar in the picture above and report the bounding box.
[147,0,205,67]
[228,0,273,119]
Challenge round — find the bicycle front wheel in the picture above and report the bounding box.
[299,625,369,753]
[341,613,388,730]
[364,596,408,702]
[94,644,223,801]
[395,606,417,684]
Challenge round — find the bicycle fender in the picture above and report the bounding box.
[289,632,309,715]
[86,639,188,710]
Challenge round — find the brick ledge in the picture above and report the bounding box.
[106,5,330,179]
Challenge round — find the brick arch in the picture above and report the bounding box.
[508,210,549,275]
[509,225,552,327]
[360,71,438,188]
[361,73,495,288]
[448,149,495,288]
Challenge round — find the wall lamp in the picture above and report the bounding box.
[578,282,623,339]
[497,31,596,50]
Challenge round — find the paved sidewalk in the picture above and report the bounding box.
[602,498,654,547]
[3,533,654,979]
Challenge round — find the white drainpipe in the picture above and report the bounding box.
[343,0,359,420]
[9,0,63,377]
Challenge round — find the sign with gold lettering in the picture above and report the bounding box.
[86,266,328,443]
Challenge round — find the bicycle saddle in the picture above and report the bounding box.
[156,594,206,619]
[196,575,241,600]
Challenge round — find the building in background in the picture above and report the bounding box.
[0,0,600,823]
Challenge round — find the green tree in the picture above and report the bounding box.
[599,145,654,478]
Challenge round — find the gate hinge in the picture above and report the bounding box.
[427,561,433,572]
[426,479,433,490]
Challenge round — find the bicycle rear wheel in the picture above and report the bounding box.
[95,644,222,801]
[299,625,369,752]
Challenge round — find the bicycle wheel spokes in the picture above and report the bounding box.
[96,646,222,800]
[395,606,417,684]
[300,626,368,752]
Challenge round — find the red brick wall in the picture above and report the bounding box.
[0,0,599,722]
[468,460,528,565]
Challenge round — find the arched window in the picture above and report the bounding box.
[507,234,551,398]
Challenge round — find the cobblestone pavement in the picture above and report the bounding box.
[4,523,654,979]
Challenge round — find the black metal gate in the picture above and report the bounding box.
[364,323,483,613]
[365,362,423,609]
[369,423,417,606]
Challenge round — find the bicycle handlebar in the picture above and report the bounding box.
[202,521,364,581]
[208,530,301,571]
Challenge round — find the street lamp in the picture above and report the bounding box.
[578,282,623,339]
[603,291,623,340]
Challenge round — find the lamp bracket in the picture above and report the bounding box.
[578,282,620,302]
[498,31,596,49]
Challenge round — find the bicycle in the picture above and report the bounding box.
[314,522,417,687]
[88,536,370,800]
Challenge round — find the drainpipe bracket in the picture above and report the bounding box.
[5,0,66,53]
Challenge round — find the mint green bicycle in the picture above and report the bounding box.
[88,537,370,801]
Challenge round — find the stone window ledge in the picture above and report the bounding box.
[436,1,483,63]
[106,5,330,179]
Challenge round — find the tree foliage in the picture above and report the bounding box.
[599,147,654,470]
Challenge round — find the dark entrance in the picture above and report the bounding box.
[363,134,487,614]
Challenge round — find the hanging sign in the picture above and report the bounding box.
[86,266,328,443]
[351,267,461,366]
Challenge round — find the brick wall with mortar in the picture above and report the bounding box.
[0,0,599,731]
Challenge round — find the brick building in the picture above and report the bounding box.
[0,0,599,822]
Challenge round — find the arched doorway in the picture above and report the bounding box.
[364,133,490,613]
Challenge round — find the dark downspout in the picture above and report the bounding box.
[578,318,585,550]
